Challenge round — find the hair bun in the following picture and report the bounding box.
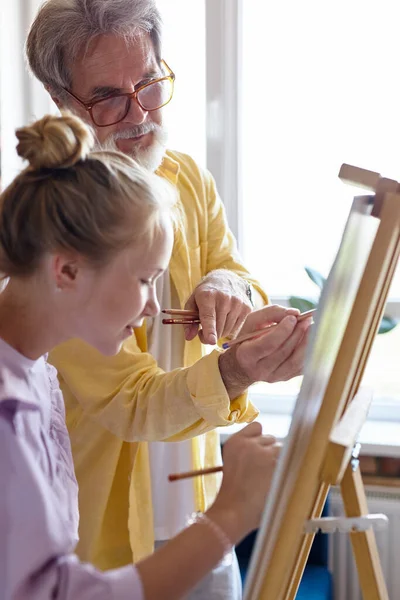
[16,112,94,170]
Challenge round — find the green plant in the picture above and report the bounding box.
[289,267,399,334]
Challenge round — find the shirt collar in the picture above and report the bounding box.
[156,152,180,185]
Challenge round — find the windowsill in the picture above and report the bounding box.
[219,413,400,458]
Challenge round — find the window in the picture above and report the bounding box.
[156,0,206,167]
[0,1,206,188]
[239,0,400,412]
[1,0,397,415]
[0,0,55,189]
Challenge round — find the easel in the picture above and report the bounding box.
[245,164,400,600]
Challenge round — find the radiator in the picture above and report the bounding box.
[328,486,400,600]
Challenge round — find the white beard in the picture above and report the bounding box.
[133,126,168,172]
[104,123,168,172]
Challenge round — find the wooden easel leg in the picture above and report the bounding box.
[341,462,389,600]
[283,483,330,600]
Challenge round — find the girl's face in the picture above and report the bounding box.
[70,216,174,355]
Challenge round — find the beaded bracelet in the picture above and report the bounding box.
[187,511,234,566]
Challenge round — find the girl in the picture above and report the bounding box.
[0,113,279,599]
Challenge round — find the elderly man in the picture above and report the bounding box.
[26,1,311,598]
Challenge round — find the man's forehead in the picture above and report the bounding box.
[72,32,157,93]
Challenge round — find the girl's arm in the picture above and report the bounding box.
[137,422,279,599]
[0,399,277,600]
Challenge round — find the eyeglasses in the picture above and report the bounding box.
[63,60,175,127]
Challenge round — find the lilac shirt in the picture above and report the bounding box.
[0,338,144,599]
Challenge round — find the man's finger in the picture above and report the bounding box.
[215,303,229,340]
[228,307,252,340]
[184,322,200,341]
[196,293,217,344]
[183,294,200,341]
[240,305,300,336]
[220,299,250,340]
[267,322,311,382]
[265,318,311,375]
[268,443,282,459]
[260,434,277,446]
[184,294,198,313]
[237,315,298,364]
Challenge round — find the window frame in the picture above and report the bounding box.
[205,0,243,243]
[205,0,400,421]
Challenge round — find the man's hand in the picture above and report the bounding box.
[218,305,312,400]
[184,269,253,345]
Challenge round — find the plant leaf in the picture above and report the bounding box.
[305,267,326,290]
[378,315,399,335]
[288,296,317,313]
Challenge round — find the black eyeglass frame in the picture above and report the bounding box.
[62,59,175,127]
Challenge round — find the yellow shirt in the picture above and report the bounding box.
[49,150,268,569]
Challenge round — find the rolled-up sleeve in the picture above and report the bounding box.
[0,411,144,600]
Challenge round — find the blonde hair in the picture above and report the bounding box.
[0,113,174,277]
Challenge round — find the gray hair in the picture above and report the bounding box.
[26,0,163,99]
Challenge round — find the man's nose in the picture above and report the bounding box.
[124,94,148,125]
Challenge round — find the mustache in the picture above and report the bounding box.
[110,122,161,140]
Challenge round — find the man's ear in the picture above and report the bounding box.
[44,85,63,109]
[52,96,63,109]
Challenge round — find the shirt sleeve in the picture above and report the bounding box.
[0,407,144,600]
[50,340,258,443]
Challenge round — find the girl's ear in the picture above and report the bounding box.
[51,254,81,291]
